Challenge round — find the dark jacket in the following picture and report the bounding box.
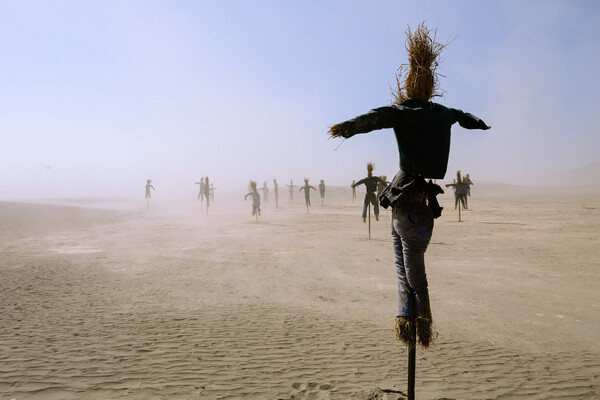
[353,176,386,194]
[338,100,490,210]
[339,100,490,179]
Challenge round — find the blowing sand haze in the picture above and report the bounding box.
[1,184,599,399]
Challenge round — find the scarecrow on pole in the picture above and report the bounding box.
[329,23,491,349]
[446,170,468,210]
[286,179,297,203]
[319,179,326,205]
[299,178,316,214]
[145,179,155,209]
[352,163,387,224]
[244,180,261,222]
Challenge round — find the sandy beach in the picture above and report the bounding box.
[1,184,599,399]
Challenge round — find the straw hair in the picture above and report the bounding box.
[304,178,309,184]
[456,170,462,183]
[367,162,374,174]
[391,22,449,104]
[249,180,257,191]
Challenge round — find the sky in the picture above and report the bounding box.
[1,0,599,199]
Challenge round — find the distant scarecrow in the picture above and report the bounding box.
[319,179,326,204]
[244,180,261,218]
[445,170,469,210]
[352,163,387,223]
[260,181,269,205]
[203,176,211,207]
[145,179,155,199]
[286,179,297,203]
[329,23,490,348]
[299,178,316,212]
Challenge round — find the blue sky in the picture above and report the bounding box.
[1,0,599,199]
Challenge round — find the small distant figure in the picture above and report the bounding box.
[195,176,205,201]
[203,176,211,208]
[286,179,297,203]
[377,175,389,199]
[145,179,155,199]
[260,181,269,205]
[245,180,261,221]
[351,180,357,202]
[145,179,155,209]
[273,179,279,209]
[352,163,386,223]
[210,183,216,203]
[463,173,474,202]
[319,179,326,205]
[445,170,468,210]
[299,178,316,213]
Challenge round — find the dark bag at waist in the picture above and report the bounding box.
[379,172,444,215]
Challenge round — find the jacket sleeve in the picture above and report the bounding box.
[453,109,491,130]
[353,178,366,187]
[335,106,403,137]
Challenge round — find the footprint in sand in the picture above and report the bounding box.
[283,381,335,399]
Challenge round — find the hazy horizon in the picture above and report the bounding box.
[2,1,599,200]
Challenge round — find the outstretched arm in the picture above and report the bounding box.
[328,106,403,139]
[352,178,367,188]
[453,109,491,130]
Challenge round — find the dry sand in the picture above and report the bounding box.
[1,184,599,399]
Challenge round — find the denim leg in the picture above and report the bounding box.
[391,204,434,318]
[362,196,369,218]
[373,196,380,216]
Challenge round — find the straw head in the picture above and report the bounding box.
[391,22,449,104]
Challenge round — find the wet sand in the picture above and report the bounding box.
[1,184,599,399]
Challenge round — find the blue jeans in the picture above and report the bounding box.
[391,203,434,318]
[362,193,379,218]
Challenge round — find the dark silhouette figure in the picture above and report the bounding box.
[145,179,155,199]
[195,176,204,201]
[445,171,468,210]
[245,180,261,221]
[145,179,155,210]
[319,179,326,205]
[286,179,297,203]
[299,178,316,213]
[203,176,211,208]
[352,163,386,223]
